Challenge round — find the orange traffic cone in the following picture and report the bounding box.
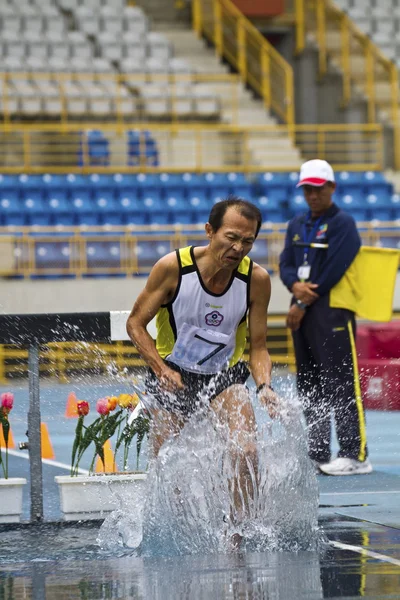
[0,424,15,449]
[40,422,55,460]
[95,439,117,473]
[65,391,78,418]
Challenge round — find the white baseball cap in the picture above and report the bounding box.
[296,159,335,188]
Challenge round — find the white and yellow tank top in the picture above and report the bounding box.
[156,246,252,374]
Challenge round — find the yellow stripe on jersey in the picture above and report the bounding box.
[156,306,176,359]
[237,255,251,276]
[179,246,193,268]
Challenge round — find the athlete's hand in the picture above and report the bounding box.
[258,387,282,420]
[286,304,306,332]
[292,282,319,305]
[159,367,185,393]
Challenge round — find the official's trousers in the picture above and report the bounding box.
[292,294,368,463]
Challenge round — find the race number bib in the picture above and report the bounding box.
[168,322,235,374]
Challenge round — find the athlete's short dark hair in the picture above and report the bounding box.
[208,196,262,238]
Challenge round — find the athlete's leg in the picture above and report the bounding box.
[210,384,258,523]
[148,406,186,460]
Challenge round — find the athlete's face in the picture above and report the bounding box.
[302,182,335,217]
[206,208,257,268]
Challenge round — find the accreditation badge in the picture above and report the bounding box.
[297,264,311,280]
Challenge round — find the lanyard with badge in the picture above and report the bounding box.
[297,213,323,281]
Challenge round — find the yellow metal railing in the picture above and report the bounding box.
[0,223,398,279]
[0,72,241,125]
[0,318,296,384]
[0,122,384,172]
[293,0,400,169]
[192,0,295,126]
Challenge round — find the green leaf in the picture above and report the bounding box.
[2,418,10,448]
[71,415,84,470]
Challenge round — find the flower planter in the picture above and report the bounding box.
[0,478,27,523]
[55,473,147,521]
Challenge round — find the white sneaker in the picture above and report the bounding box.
[319,457,373,476]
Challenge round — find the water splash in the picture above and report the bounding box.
[98,387,321,556]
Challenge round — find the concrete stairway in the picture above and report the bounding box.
[158,29,302,169]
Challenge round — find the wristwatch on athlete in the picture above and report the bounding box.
[296,299,308,310]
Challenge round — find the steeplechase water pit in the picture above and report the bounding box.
[0,312,399,599]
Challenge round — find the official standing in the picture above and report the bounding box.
[279,159,372,476]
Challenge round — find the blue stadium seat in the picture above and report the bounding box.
[165,189,186,209]
[203,173,231,202]
[188,192,212,223]
[337,191,364,207]
[41,174,69,190]
[18,174,44,190]
[136,240,169,267]
[337,192,368,221]
[127,130,159,167]
[45,192,74,226]
[116,191,141,210]
[78,130,110,167]
[253,195,283,222]
[289,193,308,215]
[93,189,117,212]
[366,193,392,221]
[142,190,164,225]
[257,172,294,200]
[101,213,125,226]
[0,174,19,190]
[157,172,193,190]
[0,192,25,226]
[22,191,52,226]
[88,173,116,188]
[249,238,268,262]
[85,241,122,269]
[117,192,147,225]
[336,171,364,189]
[65,174,91,189]
[46,191,69,211]
[35,241,72,269]
[76,212,101,226]
[169,211,194,225]
[192,210,209,224]
[111,173,137,190]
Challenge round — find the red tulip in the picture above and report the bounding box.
[1,392,14,414]
[96,398,110,416]
[77,401,89,417]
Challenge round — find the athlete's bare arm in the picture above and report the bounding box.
[248,264,280,417]
[126,252,184,391]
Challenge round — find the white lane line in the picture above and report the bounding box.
[321,490,400,496]
[329,540,400,567]
[6,448,89,475]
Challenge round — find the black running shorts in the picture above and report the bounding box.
[145,359,250,417]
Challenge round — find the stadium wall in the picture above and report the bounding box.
[2,275,400,316]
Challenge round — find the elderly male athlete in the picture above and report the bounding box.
[127,197,278,537]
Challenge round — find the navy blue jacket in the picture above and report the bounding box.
[279,203,361,297]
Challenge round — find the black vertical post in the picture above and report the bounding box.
[28,344,43,522]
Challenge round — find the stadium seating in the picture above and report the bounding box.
[334,0,400,67]
[0,170,396,228]
[0,0,220,121]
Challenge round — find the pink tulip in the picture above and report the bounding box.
[96,397,110,416]
[1,392,14,412]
